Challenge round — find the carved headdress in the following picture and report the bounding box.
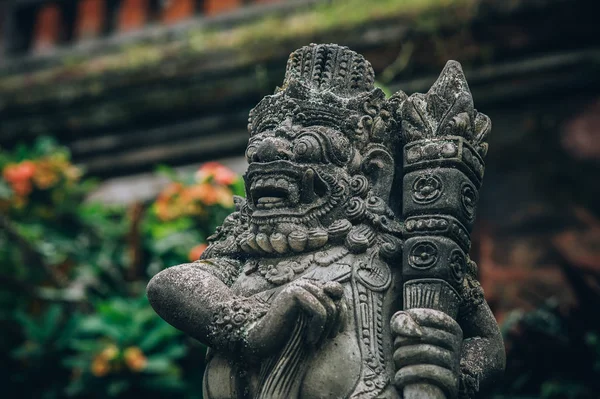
[248,43,401,154]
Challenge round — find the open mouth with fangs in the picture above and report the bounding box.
[250,175,298,210]
[246,161,330,218]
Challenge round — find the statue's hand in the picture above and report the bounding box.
[390,309,462,398]
[246,280,346,356]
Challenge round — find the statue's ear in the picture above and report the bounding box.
[361,144,395,201]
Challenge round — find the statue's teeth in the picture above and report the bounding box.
[239,239,253,253]
[307,228,328,249]
[288,231,308,252]
[256,233,274,253]
[246,233,261,252]
[270,233,288,254]
[276,178,288,190]
[257,197,284,204]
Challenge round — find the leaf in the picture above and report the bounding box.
[62,356,92,369]
[68,338,102,353]
[0,181,13,199]
[131,305,156,326]
[33,136,60,156]
[138,324,179,352]
[65,379,85,397]
[160,344,186,360]
[12,342,39,359]
[41,304,63,334]
[231,178,246,197]
[14,311,42,339]
[141,375,185,391]
[107,380,130,397]
[77,316,122,341]
[155,164,178,181]
[143,357,173,373]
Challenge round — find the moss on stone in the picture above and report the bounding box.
[0,0,477,97]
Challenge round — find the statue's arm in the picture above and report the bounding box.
[458,299,505,398]
[147,259,268,354]
[148,258,346,358]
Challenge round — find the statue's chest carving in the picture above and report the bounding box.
[231,247,352,297]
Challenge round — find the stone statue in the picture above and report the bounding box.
[147,44,505,399]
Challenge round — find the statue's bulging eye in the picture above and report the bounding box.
[246,144,258,162]
[293,136,322,163]
[295,142,308,155]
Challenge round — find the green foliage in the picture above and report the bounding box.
[62,296,190,398]
[0,137,241,398]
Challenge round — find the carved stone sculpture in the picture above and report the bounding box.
[147,44,505,399]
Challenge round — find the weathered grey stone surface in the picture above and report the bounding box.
[147,43,505,399]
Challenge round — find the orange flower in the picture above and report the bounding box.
[155,182,184,221]
[32,159,59,189]
[64,165,82,182]
[98,344,119,361]
[188,243,207,261]
[160,182,184,198]
[195,183,219,206]
[155,201,171,221]
[3,161,36,183]
[123,346,147,372]
[91,356,110,377]
[215,186,234,207]
[196,162,237,186]
[11,180,33,197]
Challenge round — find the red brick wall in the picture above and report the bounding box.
[117,0,149,33]
[160,0,195,25]
[33,3,62,52]
[75,0,106,41]
[27,0,285,53]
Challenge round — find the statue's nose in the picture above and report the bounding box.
[254,138,293,162]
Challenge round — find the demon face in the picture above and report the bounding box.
[202,44,403,259]
[244,123,355,230]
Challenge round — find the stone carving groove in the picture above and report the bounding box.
[147,43,505,399]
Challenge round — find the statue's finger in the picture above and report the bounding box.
[298,281,337,325]
[390,311,423,337]
[323,281,344,300]
[394,364,458,397]
[295,280,341,343]
[329,297,348,337]
[339,298,348,332]
[393,344,457,371]
[394,327,460,352]
[406,309,462,337]
[295,287,327,346]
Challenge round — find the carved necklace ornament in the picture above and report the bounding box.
[148,43,505,399]
[248,246,350,286]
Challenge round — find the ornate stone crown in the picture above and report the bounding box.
[247,44,400,153]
